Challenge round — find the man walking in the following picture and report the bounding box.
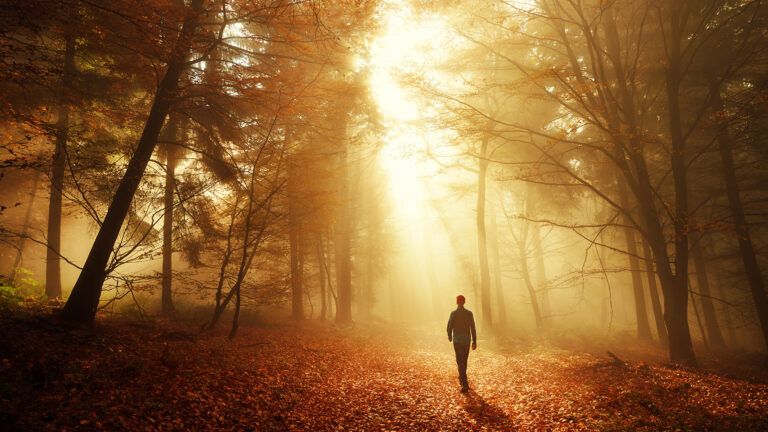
[446,295,477,392]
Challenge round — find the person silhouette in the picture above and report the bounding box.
[446,295,477,392]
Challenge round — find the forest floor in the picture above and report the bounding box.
[2,309,768,431]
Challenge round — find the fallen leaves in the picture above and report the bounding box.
[1,313,767,431]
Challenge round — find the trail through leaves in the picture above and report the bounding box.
[2,315,767,431]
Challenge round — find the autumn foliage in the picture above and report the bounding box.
[2,309,767,431]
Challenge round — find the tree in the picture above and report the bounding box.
[60,0,205,323]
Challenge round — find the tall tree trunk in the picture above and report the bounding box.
[713,272,738,346]
[10,172,42,284]
[323,232,336,319]
[317,235,327,320]
[476,136,492,331]
[161,118,180,316]
[334,144,352,324]
[289,159,303,320]
[489,208,508,330]
[632,154,694,364]
[692,241,726,348]
[708,75,768,351]
[661,1,695,365]
[619,181,652,341]
[519,221,543,331]
[625,227,652,341]
[60,0,203,324]
[289,225,303,319]
[228,282,241,339]
[531,222,549,326]
[642,238,668,345]
[604,3,693,363]
[46,15,76,300]
[689,278,710,350]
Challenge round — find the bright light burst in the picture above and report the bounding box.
[368,0,455,215]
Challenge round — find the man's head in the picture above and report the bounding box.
[456,295,466,305]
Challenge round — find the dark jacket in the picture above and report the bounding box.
[447,306,477,344]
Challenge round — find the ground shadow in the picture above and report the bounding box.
[460,389,517,430]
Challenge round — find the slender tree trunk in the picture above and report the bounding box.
[228,282,241,339]
[323,233,336,319]
[619,181,652,340]
[161,118,180,316]
[625,227,652,341]
[662,1,695,365]
[46,15,76,299]
[692,242,726,348]
[642,238,668,345]
[334,138,352,324]
[632,153,694,364]
[289,224,303,319]
[317,235,327,320]
[689,280,710,350]
[10,172,42,284]
[60,0,203,324]
[519,222,543,331]
[289,159,303,320]
[204,196,238,331]
[531,222,549,326]
[713,272,738,346]
[708,75,768,351]
[209,162,277,330]
[489,208,508,330]
[476,136,492,330]
[603,5,689,360]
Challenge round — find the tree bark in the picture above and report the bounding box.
[618,181,652,341]
[489,209,508,330]
[692,241,726,348]
[661,1,695,365]
[323,232,336,319]
[60,0,203,324]
[603,4,693,363]
[642,238,668,345]
[689,278,710,350]
[161,118,180,316]
[46,14,76,300]
[708,74,768,351]
[476,136,492,331]
[289,159,304,320]
[531,222,549,326]
[334,117,352,324]
[519,221,543,331]
[228,281,241,339]
[317,235,327,320]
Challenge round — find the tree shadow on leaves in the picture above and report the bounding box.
[460,389,517,430]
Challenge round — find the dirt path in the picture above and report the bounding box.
[2,317,768,431]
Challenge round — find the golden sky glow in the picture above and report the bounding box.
[368,0,455,218]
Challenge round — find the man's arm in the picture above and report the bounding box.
[470,312,477,349]
[446,312,454,341]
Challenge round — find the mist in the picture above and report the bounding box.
[2,0,768,429]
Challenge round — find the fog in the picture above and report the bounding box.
[2,0,768,367]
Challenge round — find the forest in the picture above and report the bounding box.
[1,0,768,430]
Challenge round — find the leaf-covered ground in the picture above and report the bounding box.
[2,312,768,431]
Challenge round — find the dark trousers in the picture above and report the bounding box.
[453,342,470,387]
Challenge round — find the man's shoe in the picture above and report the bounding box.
[460,385,469,393]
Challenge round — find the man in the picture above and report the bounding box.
[446,294,477,392]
